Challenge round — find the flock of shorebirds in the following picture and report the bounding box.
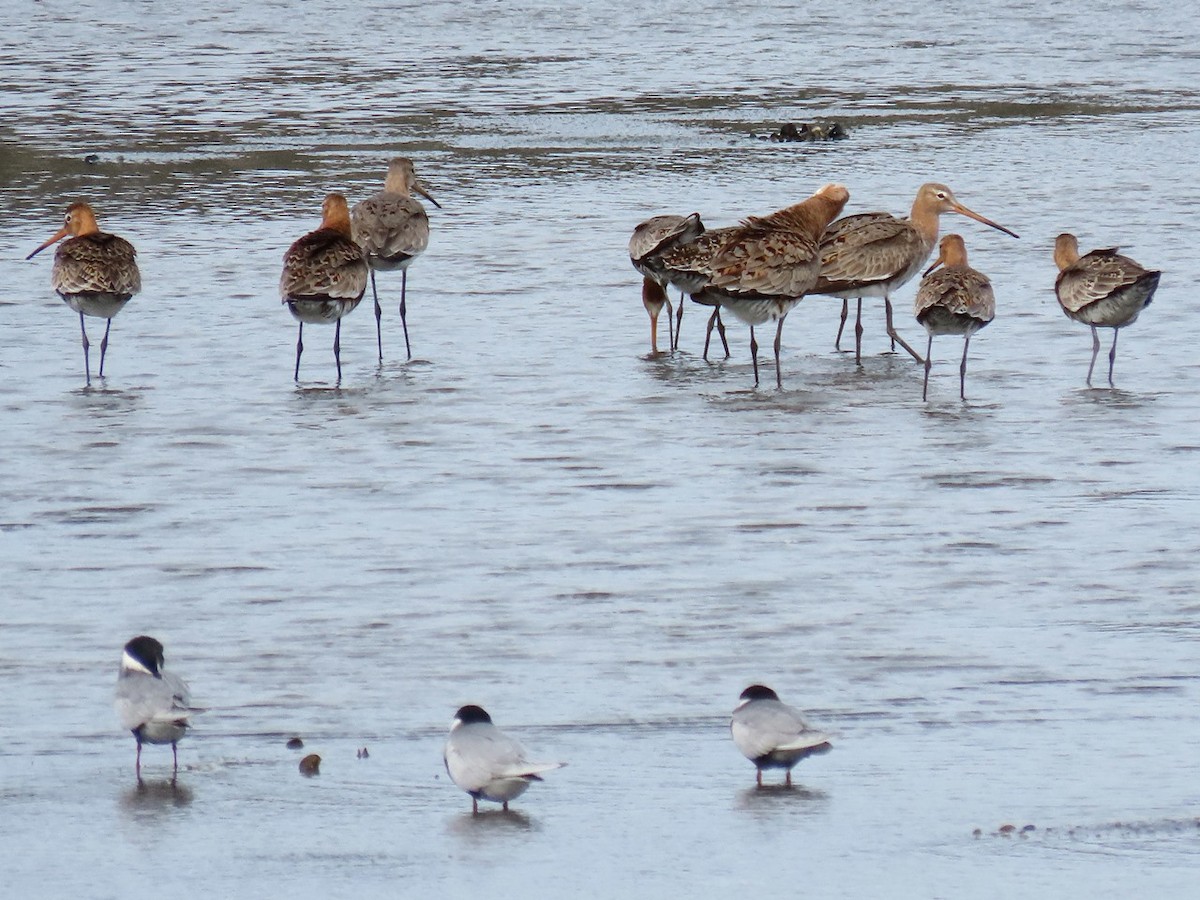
[26,160,1159,398]
[631,181,1162,398]
[116,635,829,809]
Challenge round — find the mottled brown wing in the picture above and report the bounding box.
[351,193,430,261]
[816,213,924,290]
[628,214,699,264]
[52,233,141,296]
[1055,251,1150,314]
[280,229,368,302]
[915,267,995,322]
[707,225,821,298]
[659,227,737,294]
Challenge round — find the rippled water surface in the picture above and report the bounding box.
[2,2,1199,898]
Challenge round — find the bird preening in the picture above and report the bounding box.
[113,635,201,782]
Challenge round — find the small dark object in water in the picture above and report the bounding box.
[972,828,982,837]
[84,154,100,165]
[357,747,369,759]
[765,121,848,142]
[998,823,1016,834]
[286,736,304,749]
[1021,824,1036,832]
[299,753,321,776]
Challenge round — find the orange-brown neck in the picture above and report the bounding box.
[1053,234,1080,271]
[65,202,101,237]
[320,194,353,236]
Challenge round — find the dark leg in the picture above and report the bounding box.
[854,298,864,364]
[773,316,786,389]
[1107,328,1119,387]
[294,323,304,382]
[716,309,730,358]
[1086,325,1100,387]
[959,335,971,400]
[472,797,479,815]
[664,296,675,352]
[79,312,91,386]
[923,334,933,401]
[399,270,412,360]
[674,293,684,350]
[370,269,382,362]
[885,296,925,364]
[749,326,759,386]
[785,770,793,787]
[502,801,509,811]
[172,741,179,778]
[98,318,112,378]
[333,319,343,382]
[756,768,763,787]
[136,741,143,781]
[703,307,717,360]
[835,298,848,350]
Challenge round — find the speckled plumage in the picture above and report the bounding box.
[629,212,705,353]
[351,157,440,361]
[1053,233,1159,387]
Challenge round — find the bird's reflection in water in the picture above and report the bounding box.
[120,778,194,818]
[735,783,829,817]
[447,806,537,838]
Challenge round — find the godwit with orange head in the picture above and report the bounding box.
[281,193,368,383]
[660,227,735,361]
[814,183,1018,365]
[27,202,141,385]
[1053,233,1160,388]
[351,157,441,361]
[913,234,995,401]
[628,212,704,353]
[665,183,850,388]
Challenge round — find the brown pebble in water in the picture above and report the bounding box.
[299,754,321,776]
[998,824,1016,834]
[357,747,369,759]
[972,828,982,838]
[286,737,304,749]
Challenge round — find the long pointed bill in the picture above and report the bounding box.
[950,203,1019,239]
[414,182,441,209]
[923,255,946,276]
[26,226,71,260]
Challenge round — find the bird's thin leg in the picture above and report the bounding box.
[855,298,864,364]
[294,323,304,382]
[835,299,849,351]
[665,296,675,352]
[785,770,793,787]
[333,319,343,383]
[79,312,91,386]
[98,318,112,378]
[923,334,933,401]
[502,801,509,811]
[1107,328,1119,388]
[172,741,179,778]
[674,293,685,350]
[472,797,479,815]
[885,295,925,364]
[703,307,717,361]
[773,316,786,390]
[716,309,730,359]
[370,269,383,362]
[399,270,412,361]
[749,326,760,386]
[136,741,143,782]
[756,769,763,787]
[1087,325,1100,387]
[960,335,971,400]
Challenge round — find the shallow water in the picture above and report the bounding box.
[2,1,1199,897]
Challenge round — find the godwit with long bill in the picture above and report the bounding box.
[660,227,736,360]
[628,212,704,353]
[664,183,849,388]
[351,157,440,361]
[814,183,1018,365]
[27,201,141,385]
[1053,233,1159,388]
[913,234,995,401]
[281,193,368,383]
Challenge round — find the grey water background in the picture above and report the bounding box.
[2,0,1199,897]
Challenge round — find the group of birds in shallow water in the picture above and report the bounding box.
[26,160,1160,398]
[631,182,1162,398]
[116,636,830,810]
[26,157,439,385]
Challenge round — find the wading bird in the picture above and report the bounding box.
[731,685,831,787]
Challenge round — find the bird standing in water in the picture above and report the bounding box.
[913,234,995,401]
[114,636,201,782]
[351,157,440,361]
[281,193,369,383]
[1053,233,1159,387]
[27,202,141,386]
